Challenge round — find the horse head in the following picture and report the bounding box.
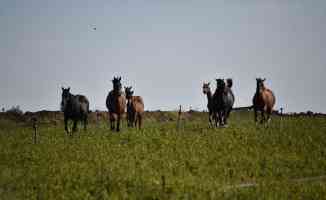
[216,79,226,91]
[256,78,266,93]
[61,87,71,111]
[124,86,134,100]
[226,78,233,88]
[202,82,211,94]
[112,76,122,94]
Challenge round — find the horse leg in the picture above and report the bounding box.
[266,108,272,124]
[132,112,136,128]
[110,119,115,131]
[84,115,88,131]
[72,120,77,133]
[214,112,219,127]
[218,111,223,127]
[138,114,142,129]
[224,110,229,127]
[64,117,69,134]
[267,108,272,122]
[222,110,227,126]
[116,114,121,132]
[126,112,131,127]
[128,114,132,127]
[110,114,115,131]
[260,110,265,124]
[208,110,213,127]
[254,108,258,124]
[133,113,137,128]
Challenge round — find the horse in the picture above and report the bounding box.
[202,82,217,127]
[252,78,276,124]
[106,76,126,132]
[213,78,235,127]
[125,86,144,129]
[60,87,89,135]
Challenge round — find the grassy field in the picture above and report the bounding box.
[0,111,326,199]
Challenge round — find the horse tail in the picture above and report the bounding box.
[87,103,91,113]
[84,97,90,114]
[226,79,233,88]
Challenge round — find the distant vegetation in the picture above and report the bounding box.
[6,105,23,115]
[0,110,325,199]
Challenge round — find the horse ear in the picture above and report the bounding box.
[61,87,64,91]
[68,87,70,91]
[118,77,121,81]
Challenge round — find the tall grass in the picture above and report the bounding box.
[0,111,326,199]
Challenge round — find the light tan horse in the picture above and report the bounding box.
[125,86,144,129]
[252,78,276,124]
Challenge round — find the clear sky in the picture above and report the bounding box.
[1,0,325,112]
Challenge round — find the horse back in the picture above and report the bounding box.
[253,89,275,110]
[64,94,89,119]
[213,88,234,110]
[225,88,235,108]
[131,96,144,113]
[75,95,89,113]
[263,89,276,108]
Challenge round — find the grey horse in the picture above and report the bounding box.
[60,87,89,135]
[213,78,235,127]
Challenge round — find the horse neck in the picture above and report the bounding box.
[126,95,133,105]
[256,85,265,95]
[68,93,75,102]
[62,94,74,113]
[205,91,212,102]
[215,87,225,96]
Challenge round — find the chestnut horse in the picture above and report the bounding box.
[252,78,276,124]
[106,77,126,132]
[202,82,217,127]
[125,86,144,129]
[213,78,235,127]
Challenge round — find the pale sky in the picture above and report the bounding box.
[1,1,325,112]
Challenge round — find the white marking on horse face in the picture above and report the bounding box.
[203,86,210,94]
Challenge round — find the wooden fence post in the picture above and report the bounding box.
[177,105,182,131]
[32,117,38,144]
[279,107,283,132]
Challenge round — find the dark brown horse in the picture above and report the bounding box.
[60,87,89,135]
[106,77,126,132]
[125,86,144,129]
[202,82,217,127]
[252,78,276,124]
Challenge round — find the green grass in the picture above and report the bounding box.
[1,112,326,199]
